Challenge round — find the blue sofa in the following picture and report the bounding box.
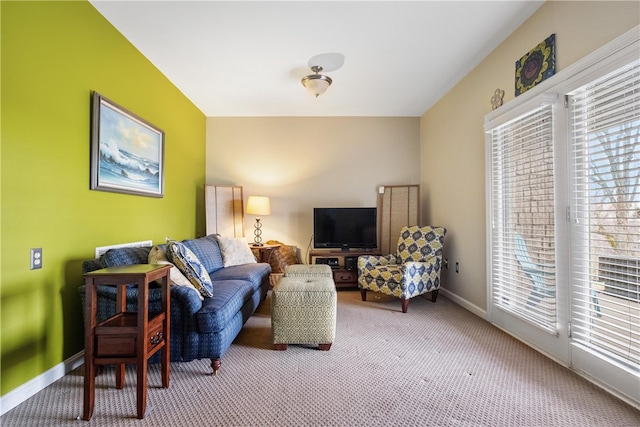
[79,234,271,374]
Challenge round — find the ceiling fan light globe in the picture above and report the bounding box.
[301,74,332,97]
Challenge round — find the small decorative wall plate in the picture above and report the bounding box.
[491,88,505,110]
[515,34,556,96]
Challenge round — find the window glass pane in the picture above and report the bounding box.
[570,59,640,371]
[490,104,557,332]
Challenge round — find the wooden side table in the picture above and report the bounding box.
[251,243,280,264]
[83,264,171,420]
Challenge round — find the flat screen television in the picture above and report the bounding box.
[313,207,377,250]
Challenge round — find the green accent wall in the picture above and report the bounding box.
[1,1,206,396]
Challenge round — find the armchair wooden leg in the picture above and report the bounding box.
[360,289,367,301]
[431,289,439,302]
[401,299,409,313]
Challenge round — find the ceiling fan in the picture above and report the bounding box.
[301,52,345,97]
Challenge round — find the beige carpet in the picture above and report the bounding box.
[2,290,639,426]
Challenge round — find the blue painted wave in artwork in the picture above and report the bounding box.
[99,140,160,192]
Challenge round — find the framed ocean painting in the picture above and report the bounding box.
[90,92,165,197]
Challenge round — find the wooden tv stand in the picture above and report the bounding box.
[308,249,381,288]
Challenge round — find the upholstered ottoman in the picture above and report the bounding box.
[271,267,337,350]
[283,264,333,278]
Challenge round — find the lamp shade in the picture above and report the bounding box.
[246,196,271,216]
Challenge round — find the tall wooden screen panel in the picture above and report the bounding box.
[377,185,420,255]
[205,185,244,237]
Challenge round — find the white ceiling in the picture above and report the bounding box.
[90,0,544,117]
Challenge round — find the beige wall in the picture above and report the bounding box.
[206,117,420,253]
[421,1,640,311]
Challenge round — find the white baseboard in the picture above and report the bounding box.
[0,351,84,416]
[440,287,487,320]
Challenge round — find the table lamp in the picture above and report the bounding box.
[245,196,271,246]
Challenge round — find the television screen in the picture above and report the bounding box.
[313,207,377,250]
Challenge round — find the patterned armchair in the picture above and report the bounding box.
[357,225,446,313]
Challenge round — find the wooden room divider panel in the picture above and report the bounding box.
[377,185,420,255]
[205,185,245,237]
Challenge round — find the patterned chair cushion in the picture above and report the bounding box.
[167,240,214,298]
[396,225,445,264]
[357,263,404,297]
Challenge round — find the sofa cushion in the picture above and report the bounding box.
[167,240,214,298]
[195,279,255,333]
[209,262,271,290]
[149,246,204,300]
[214,235,256,267]
[102,246,151,267]
[181,235,224,275]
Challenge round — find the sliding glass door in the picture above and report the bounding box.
[568,60,640,401]
[486,29,639,406]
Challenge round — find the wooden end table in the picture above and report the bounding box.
[251,243,280,264]
[82,264,171,420]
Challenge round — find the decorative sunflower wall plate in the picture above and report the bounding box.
[515,34,556,96]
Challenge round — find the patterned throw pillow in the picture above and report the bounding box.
[214,236,257,267]
[148,246,204,300]
[166,240,214,298]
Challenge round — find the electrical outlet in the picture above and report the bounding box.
[444,258,449,269]
[30,248,42,270]
[455,261,459,273]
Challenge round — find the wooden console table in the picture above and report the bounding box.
[83,264,171,420]
[308,249,381,288]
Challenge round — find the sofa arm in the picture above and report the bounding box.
[78,284,203,323]
[168,286,203,316]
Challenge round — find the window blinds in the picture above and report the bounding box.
[489,104,558,332]
[569,59,640,371]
